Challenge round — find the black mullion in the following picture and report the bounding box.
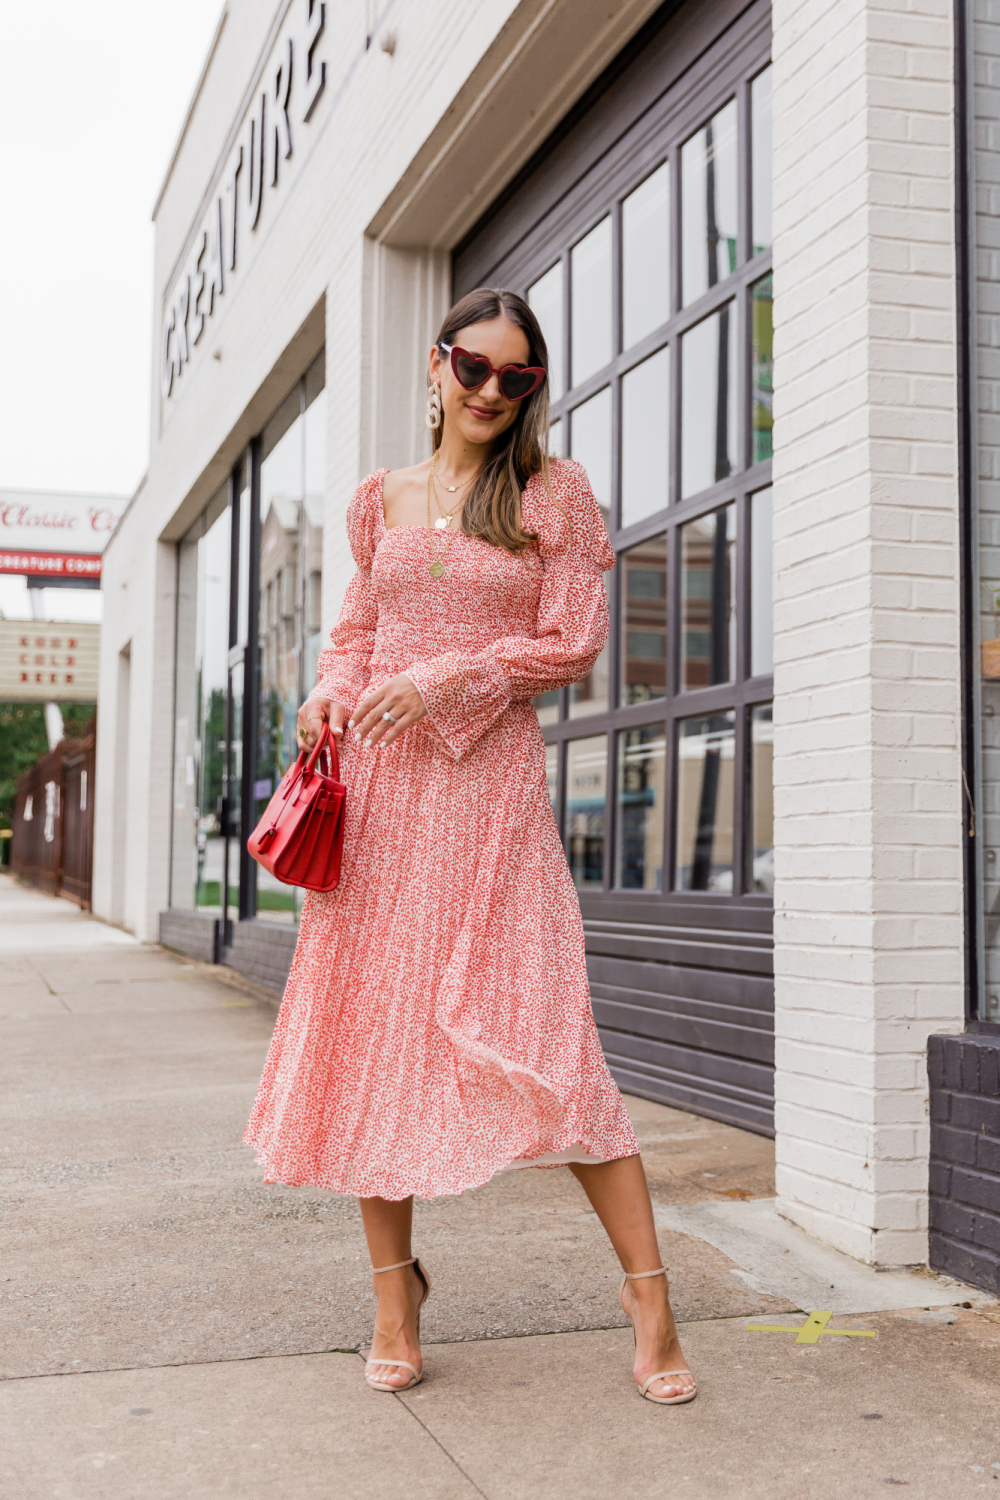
[239,438,262,923]
[666,699,680,890]
[562,247,572,405]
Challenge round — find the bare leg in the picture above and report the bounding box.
[569,1155,694,1400]
[359,1195,426,1389]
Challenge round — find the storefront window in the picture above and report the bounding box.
[615,726,666,890]
[254,352,326,923]
[171,354,325,929]
[681,305,736,498]
[681,99,738,306]
[680,506,736,690]
[171,485,232,912]
[472,39,773,906]
[675,713,735,892]
[567,736,606,889]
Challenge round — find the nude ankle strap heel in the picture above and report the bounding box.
[620,1266,697,1406]
[365,1256,431,1393]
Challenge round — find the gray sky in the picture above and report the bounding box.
[0,1,225,500]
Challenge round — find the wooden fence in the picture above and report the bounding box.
[11,724,96,907]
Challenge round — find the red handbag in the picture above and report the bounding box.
[247,724,347,893]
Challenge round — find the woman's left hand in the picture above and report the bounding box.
[350,674,427,747]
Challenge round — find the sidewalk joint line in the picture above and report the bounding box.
[353,1354,490,1500]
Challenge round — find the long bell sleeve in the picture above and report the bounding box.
[308,471,383,715]
[405,460,613,761]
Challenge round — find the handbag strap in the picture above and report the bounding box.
[303,721,341,783]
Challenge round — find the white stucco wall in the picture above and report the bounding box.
[771,0,966,1265]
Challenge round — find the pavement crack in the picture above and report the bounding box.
[353,1353,490,1499]
[24,958,71,1011]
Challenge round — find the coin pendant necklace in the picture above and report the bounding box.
[426,459,461,578]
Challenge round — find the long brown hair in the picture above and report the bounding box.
[431,287,550,553]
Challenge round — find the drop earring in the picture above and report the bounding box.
[425,380,442,430]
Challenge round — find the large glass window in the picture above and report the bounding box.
[254,353,326,924]
[615,726,666,890]
[567,736,607,890]
[675,712,735,892]
[681,506,736,691]
[171,487,232,913]
[681,100,738,306]
[171,354,326,929]
[501,44,772,907]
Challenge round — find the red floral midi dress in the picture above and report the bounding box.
[245,459,639,1199]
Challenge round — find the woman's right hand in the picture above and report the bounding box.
[296,698,346,752]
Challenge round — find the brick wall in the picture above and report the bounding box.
[771,0,966,1264]
[928,1033,1000,1292]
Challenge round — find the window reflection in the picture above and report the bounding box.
[750,487,773,677]
[615,726,665,890]
[675,712,735,892]
[545,741,559,815]
[571,217,613,386]
[622,163,670,349]
[681,99,738,306]
[681,505,735,690]
[567,736,607,889]
[255,353,326,924]
[752,274,773,465]
[750,704,773,893]
[570,386,612,718]
[681,305,736,499]
[534,690,559,725]
[751,67,773,256]
[528,261,565,399]
[172,490,231,913]
[621,347,669,529]
[620,534,667,705]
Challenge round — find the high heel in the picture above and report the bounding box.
[620,1266,697,1406]
[364,1256,431,1392]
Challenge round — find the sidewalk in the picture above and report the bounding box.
[1,871,998,1499]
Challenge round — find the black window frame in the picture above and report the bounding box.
[456,1,773,921]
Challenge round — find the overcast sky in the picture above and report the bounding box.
[0,1,225,501]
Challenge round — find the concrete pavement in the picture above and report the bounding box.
[1,871,998,1499]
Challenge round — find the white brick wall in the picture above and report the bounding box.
[771,0,965,1265]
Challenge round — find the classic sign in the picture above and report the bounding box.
[0,492,123,557]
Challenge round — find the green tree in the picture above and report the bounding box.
[0,703,96,831]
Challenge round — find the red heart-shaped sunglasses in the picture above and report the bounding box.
[439,342,547,402]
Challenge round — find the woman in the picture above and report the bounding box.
[245,287,696,1406]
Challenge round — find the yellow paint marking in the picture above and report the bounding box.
[221,1000,253,1008]
[747,1311,877,1342]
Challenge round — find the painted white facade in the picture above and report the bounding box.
[771,0,966,1265]
[96,0,973,1267]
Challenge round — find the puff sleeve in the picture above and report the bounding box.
[405,460,613,760]
[309,471,383,714]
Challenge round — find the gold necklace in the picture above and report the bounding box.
[426,463,462,578]
[430,472,463,530]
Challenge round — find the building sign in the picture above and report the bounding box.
[161,0,329,402]
[0,492,123,557]
[0,552,104,580]
[0,622,100,702]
